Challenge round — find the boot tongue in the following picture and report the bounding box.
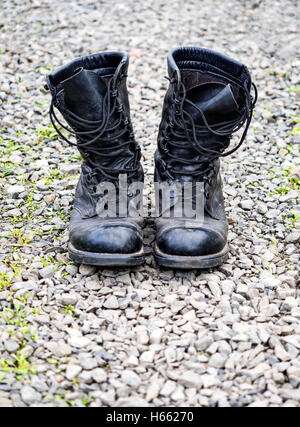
[184,82,239,123]
[61,68,107,121]
[167,82,237,180]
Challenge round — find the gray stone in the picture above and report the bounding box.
[209,353,227,368]
[21,386,41,405]
[202,374,219,388]
[30,378,48,393]
[160,380,176,397]
[0,291,10,301]
[208,281,221,299]
[61,293,78,306]
[220,280,235,296]
[178,371,203,389]
[35,314,50,324]
[0,391,13,407]
[150,328,164,344]
[85,278,102,291]
[114,397,149,407]
[6,185,26,199]
[291,307,300,318]
[121,370,141,387]
[116,274,132,286]
[125,308,137,319]
[66,365,82,380]
[136,328,149,345]
[140,350,155,364]
[68,336,91,349]
[79,264,97,276]
[92,368,108,384]
[146,382,160,401]
[196,334,214,351]
[285,232,300,244]
[45,341,72,357]
[5,340,20,353]
[280,388,300,402]
[240,200,254,210]
[80,358,98,371]
[103,296,119,309]
[39,266,55,279]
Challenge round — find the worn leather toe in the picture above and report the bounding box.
[157,226,226,256]
[70,221,143,254]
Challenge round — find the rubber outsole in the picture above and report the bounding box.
[68,243,145,266]
[154,244,229,269]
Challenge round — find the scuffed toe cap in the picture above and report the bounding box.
[156,227,226,256]
[70,223,143,254]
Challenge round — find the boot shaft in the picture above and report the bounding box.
[46,52,144,221]
[155,47,257,220]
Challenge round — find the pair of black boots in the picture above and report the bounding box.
[46,47,257,269]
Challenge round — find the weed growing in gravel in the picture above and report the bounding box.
[282,209,300,230]
[25,196,39,217]
[53,394,76,407]
[9,228,34,246]
[1,305,28,328]
[273,185,290,196]
[72,378,79,388]
[291,127,300,136]
[68,153,83,162]
[64,305,76,317]
[269,165,300,196]
[2,256,23,275]
[44,169,68,186]
[0,351,36,377]
[34,65,54,75]
[290,116,300,135]
[0,137,26,153]
[81,397,92,407]
[290,209,300,222]
[287,84,300,93]
[262,101,272,120]
[0,162,14,177]
[0,272,13,291]
[263,69,276,75]
[36,124,59,141]
[40,255,57,268]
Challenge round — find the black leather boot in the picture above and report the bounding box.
[46,52,145,266]
[154,47,257,269]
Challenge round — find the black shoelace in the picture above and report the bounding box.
[49,76,141,182]
[159,77,258,182]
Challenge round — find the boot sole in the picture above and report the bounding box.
[68,243,145,267]
[154,244,229,269]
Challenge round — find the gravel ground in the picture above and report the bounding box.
[0,0,299,408]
